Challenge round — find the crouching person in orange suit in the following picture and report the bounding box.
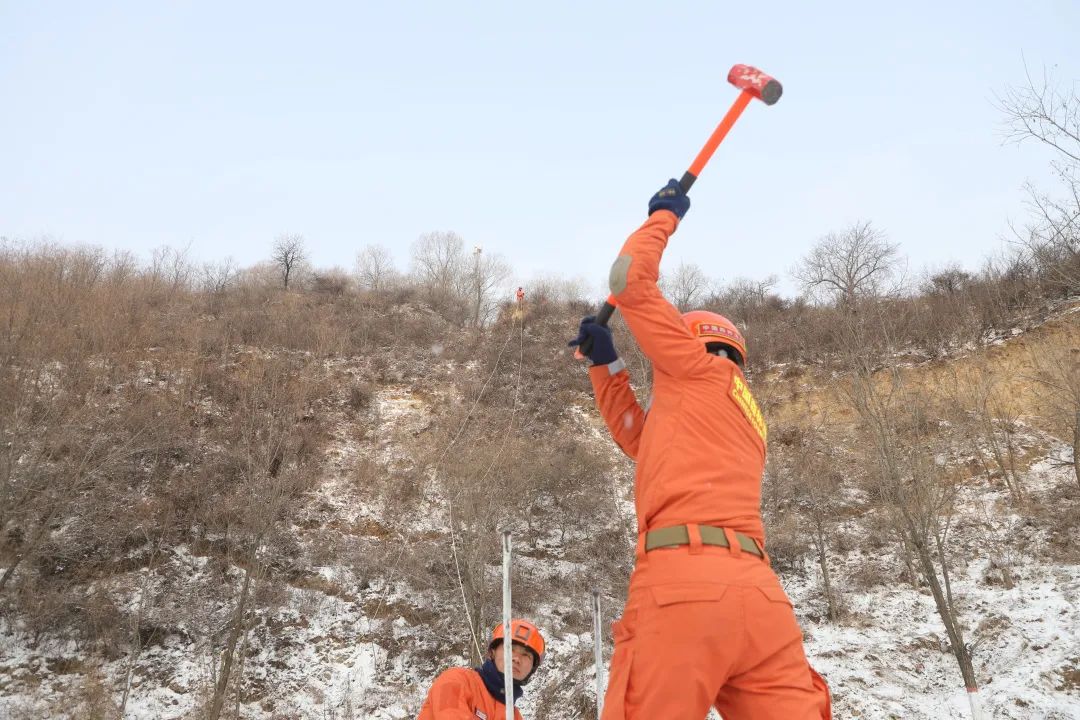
[569,180,831,719]
[418,619,544,720]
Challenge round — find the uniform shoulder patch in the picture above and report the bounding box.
[730,374,767,444]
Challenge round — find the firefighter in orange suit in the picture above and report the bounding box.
[569,179,831,719]
[417,619,544,720]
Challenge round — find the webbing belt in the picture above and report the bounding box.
[644,524,763,557]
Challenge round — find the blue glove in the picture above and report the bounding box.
[568,316,618,365]
[648,178,690,220]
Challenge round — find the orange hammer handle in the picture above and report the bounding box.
[679,89,753,193]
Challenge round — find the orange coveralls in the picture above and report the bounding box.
[590,210,831,719]
[417,667,523,720]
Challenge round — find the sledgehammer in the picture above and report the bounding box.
[577,64,782,358]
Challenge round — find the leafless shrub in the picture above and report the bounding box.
[312,267,353,297]
[1026,342,1080,490]
[348,381,376,411]
[906,264,983,356]
[758,507,806,575]
[943,364,1028,503]
[148,243,195,296]
[1042,483,1080,561]
[0,241,335,708]
[67,663,119,720]
[848,560,891,591]
[355,243,399,292]
[523,273,592,307]
[201,257,237,295]
[769,422,848,620]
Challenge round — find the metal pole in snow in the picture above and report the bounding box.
[502,530,513,720]
[592,589,605,718]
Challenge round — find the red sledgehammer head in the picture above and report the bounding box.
[682,63,783,184]
[728,64,783,105]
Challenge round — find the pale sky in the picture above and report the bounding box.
[3,1,1078,297]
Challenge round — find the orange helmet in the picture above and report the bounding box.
[490,619,545,667]
[681,310,747,366]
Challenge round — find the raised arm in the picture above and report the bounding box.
[608,185,710,380]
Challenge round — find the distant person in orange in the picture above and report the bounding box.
[569,179,831,719]
[417,619,544,720]
[513,286,527,326]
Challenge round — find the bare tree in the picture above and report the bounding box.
[999,65,1080,295]
[206,358,317,720]
[841,310,983,718]
[410,231,465,293]
[409,231,469,323]
[272,233,307,290]
[660,261,712,310]
[846,364,982,714]
[355,243,398,292]
[998,64,1080,169]
[409,232,508,326]
[791,426,845,620]
[466,246,510,328]
[792,221,902,306]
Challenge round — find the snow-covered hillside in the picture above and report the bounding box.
[2,306,1079,720]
